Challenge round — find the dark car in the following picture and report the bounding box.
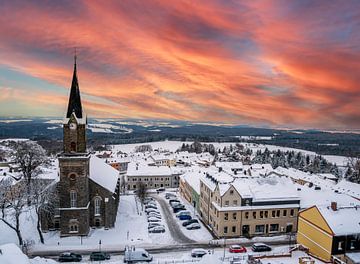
[156,188,165,193]
[90,252,111,261]
[58,252,82,262]
[182,219,199,227]
[178,214,192,220]
[145,205,157,210]
[173,207,186,213]
[251,243,272,252]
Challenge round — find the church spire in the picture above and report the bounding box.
[66,52,83,119]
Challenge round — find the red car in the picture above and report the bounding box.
[229,245,247,253]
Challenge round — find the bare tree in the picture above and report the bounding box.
[136,181,148,209]
[31,179,58,244]
[13,141,48,204]
[0,181,28,245]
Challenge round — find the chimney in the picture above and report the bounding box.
[331,202,337,211]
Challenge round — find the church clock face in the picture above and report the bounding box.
[70,123,77,130]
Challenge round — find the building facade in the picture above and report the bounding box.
[198,173,299,238]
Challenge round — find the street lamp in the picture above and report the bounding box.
[99,239,102,252]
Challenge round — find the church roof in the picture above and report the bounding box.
[66,56,83,119]
[90,156,119,193]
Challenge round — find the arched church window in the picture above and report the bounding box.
[94,197,101,216]
[70,142,76,152]
[70,190,77,207]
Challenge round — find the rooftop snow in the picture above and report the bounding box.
[90,156,119,193]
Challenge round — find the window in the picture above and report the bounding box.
[270,224,279,232]
[290,209,294,217]
[260,211,264,218]
[264,211,268,218]
[230,190,234,195]
[350,240,356,250]
[255,225,265,234]
[253,212,256,219]
[224,213,228,220]
[70,191,77,208]
[245,212,249,219]
[225,201,229,206]
[272,210,275,218]
[94,197,101,216]
[276,210,280,217]
[224,226,228,234]
[232,213,237,220]
[70,142,76,152]
[283,210,287,217]
[233,200,238,206]
[232,226,236,233]
[338,241,344,251]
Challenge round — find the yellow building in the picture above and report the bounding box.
[297,203,360,262]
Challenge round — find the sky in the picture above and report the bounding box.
[0,0,359,130]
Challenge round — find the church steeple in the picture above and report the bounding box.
[66,54,83,119]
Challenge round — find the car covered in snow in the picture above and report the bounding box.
[147,214,161,220]
[147,216,161,222]
[229,245,247,253]
[148,226,166,233]
[176,211,190,217]
[165,193,176,199]
[191,248,207,258]
[145,208,159,214]
[148,223,164,229]
[186,223,201,230]
[147,212,161,218]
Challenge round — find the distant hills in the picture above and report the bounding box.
[0,118,359,157]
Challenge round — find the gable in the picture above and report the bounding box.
[299,206,334,235]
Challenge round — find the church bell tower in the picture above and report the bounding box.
[58,55,90,236]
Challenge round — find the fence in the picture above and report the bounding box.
[155,259,201,264]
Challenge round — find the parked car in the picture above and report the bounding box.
[165,193,176,199]
[147,214,161,220]
[147,217,161,222]
[147,212,161,218]
[176,211,190,217]
[145,205,157,210]
[191,248,207,258]
[178,214,192,220]
[186,223,201,230]
[148,226,166,233]
[144,201,157,206]
[58,252,82,262]
[148,223,164,229]
[90,252,110,261]
[156,188,165,193]
[170,202,181,208]
[251,243,272,252]
[229,245,247,253]
[172,204,185,210]
[169,199,180,205]
[173,207,186,213]
[182,219,199,227]
[124,247,153,263]
[144,197,155,203]
[145,208,159,214]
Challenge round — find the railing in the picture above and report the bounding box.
[331,256,346,264]
[155,259,201,264]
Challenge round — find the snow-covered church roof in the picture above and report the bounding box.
[90,156,119,193]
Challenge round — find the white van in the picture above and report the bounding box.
[124,247,153,263]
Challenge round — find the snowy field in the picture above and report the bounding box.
[110,140,349,166]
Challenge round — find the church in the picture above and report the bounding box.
[41,57,120,236]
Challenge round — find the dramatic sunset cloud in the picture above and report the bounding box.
[0,0,359,129]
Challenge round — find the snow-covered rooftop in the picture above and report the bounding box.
[318,205,360,236]
[90,156,119,193]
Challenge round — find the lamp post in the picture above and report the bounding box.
[99,239,102,252]
[223,237,226,260]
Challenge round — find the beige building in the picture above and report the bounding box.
[126,162,184,190]
[199,172,300,238]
